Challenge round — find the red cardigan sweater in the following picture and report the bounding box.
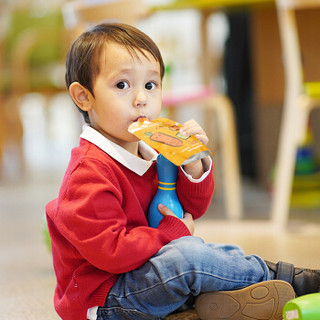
[46,138,214,320]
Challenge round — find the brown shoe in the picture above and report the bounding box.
[195,280,295,320]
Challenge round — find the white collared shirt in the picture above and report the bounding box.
[80,124,158,176]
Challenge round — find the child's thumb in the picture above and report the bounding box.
[158,204,177,217]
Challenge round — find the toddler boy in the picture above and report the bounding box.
[46,23,320,320]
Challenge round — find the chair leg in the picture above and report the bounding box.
[1,95,25,176]
[0,106,5,174]
[270,94,312,229]
[205,94,242,220]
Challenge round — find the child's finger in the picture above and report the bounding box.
[181,212,195,235]
[158,204,177,217]
[180,120,207,139]
[183,212,193,220]
[195,133,209,146]
[180,119,200,133]
[179,123,209,146]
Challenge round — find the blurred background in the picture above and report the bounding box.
[1,0,320,319]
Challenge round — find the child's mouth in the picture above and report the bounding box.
[133,116,147,123]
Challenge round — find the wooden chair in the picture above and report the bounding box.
[162,87,242,221]
[271,0,320,228]
[0,6,68,173]
[62,0,149,41]
[62,0,242,221]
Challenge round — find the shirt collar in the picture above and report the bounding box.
[80,125,158,176]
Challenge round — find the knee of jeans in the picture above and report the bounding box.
[168,237,207,266]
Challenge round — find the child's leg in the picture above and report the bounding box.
[97,236,270,320]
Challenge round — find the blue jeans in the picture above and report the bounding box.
[97,236,271,320]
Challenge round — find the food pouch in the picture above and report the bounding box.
[128,118,211,166]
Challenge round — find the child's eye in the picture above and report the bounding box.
[145,82,156,90]
[116,81,129,89]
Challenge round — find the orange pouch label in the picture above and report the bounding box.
[128,118,211,166]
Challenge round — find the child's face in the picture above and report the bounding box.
[88,41,162,150]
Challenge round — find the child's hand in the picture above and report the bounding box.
[179,119,209,179]
[179,119,209,146]
[158,204,195,235]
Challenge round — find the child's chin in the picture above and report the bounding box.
[128,134,140,142]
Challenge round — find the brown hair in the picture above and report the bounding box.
[65,23,165,123]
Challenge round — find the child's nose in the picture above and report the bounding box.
[133,89,147,108]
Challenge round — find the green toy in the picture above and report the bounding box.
[42,216,51,251]
[283,293,320,320]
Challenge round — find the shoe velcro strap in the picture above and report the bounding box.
[276,261,294,284]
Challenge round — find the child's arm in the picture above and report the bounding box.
[176,119,214,220]
[179,119,209,179]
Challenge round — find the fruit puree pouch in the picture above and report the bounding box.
[128,118,211,166]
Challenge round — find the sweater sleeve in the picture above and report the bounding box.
[176,157,214,220]
[54,158,190,274]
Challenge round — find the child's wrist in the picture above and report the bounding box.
[183,160,204,179]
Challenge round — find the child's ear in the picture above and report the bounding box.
[69,82,94,112]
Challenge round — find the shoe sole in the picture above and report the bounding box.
[195,280,295,320]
